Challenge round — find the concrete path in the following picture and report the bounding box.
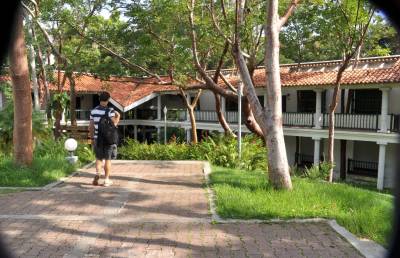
[0,161,363,258]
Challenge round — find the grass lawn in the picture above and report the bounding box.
[0,155,77,187]
[210,166,394,247]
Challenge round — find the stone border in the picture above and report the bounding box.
[201,161,387,258]
[0,161,95,191]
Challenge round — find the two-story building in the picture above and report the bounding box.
[1,55,399,189]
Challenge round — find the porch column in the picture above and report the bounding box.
[379,88,390,133]
[314,89,323,129]
[134,125,138,140]
[377,141,387,190]
[313,137,321,166]
[157,95,161,120]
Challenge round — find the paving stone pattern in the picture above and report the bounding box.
[0,162,364,257]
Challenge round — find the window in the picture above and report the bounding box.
[297,90,316,112]
[297,90,326,113]
[352,89,381,114]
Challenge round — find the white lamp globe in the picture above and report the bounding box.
[163,106,167,113]
[64,138,78,152]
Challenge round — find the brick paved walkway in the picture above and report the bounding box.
[0,161,363,258]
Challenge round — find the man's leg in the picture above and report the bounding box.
[104,159,112,186]
[93,159,102,186]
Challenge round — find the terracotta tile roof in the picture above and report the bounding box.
[47,72,179,109]
[215,55,400,88]
[1,55,400,110]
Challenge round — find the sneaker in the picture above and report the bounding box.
[92,175,100,186]
[104,179,113,187]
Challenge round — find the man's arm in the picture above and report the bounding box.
[88,119,95,139]
[111,110,121,126]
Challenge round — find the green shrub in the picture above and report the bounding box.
[0,84,51,154]
[302,161,332,180]
[119,133,267,170]
[76,143,95,164]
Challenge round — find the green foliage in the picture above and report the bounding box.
[0,138,94,187]
[0,91,51,153]
[303,162,332,180]
[0,139,75,187]
[119,134,267,171]
[76,143,95,165]
[210,166,393,246]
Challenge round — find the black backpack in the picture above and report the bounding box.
[98,108,119,145]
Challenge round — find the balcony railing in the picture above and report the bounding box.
[71,109,400,133]
[283,112,314,127]
[347,159,378,178]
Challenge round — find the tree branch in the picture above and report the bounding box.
[278,0,301,30]
[66,21,168,84]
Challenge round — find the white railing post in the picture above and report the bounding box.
[379,88,390,133]
[314,89,323,129]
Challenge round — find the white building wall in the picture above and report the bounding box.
[282,88,298,112]
[324,89,344,113]
[388,87,400,114]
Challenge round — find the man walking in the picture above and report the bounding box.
[89,91,120,186]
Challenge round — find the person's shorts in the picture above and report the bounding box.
[93,141,117,160]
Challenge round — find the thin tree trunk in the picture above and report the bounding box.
[26,16,40,111]
[214,93,235,136]
[179,88,202,144]
[31,21,51,119]
[263,0,292,189]
[188,107,198,144]
[67,73,77,126]
[242,98,265,139]
[328,62,349,182]
[9,8,33,166]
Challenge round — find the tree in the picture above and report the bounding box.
[179,88,202,143]
[227,0,300,190]
[9,7,33,166]
[325,0,374,182]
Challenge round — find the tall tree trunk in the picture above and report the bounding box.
[328,62,349,182]
[232,0,295,190]
[9,8,33,166]
[263,0,292,189]
[214,93,235,136]
[26,16,40,111]
[67,73,77,126]
[31,20,51,120]
[188,107,198,144]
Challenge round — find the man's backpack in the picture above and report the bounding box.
[98,108,119,145]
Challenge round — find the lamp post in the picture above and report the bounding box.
[64,138,78,164]
[238,81,242,161]
[163,106,168,144]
